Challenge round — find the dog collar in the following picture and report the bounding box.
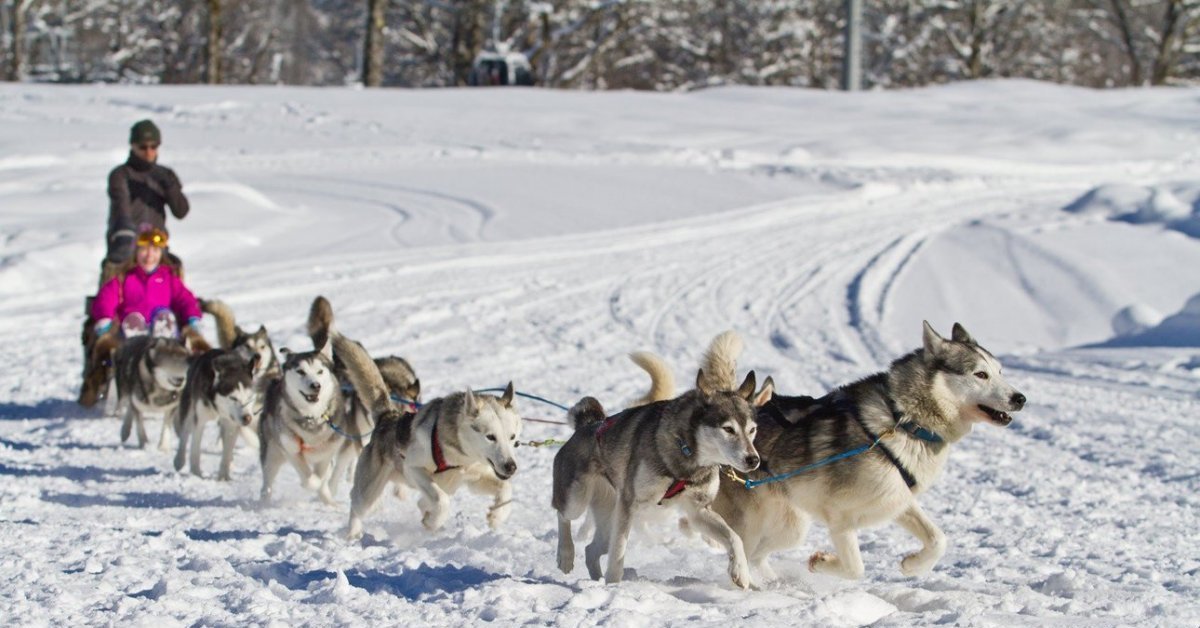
[884,392,944,444]
[658,478,689,505]
[431,421,458,474]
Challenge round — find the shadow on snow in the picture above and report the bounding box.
[239,561,505,599]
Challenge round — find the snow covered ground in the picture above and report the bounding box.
[0,80,1198,626]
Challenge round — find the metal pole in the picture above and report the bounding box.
[842,0,862,91]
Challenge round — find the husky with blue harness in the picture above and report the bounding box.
[697,322,1028,583]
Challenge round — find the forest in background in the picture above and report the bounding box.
[1,0,1197,90]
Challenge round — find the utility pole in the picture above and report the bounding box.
[842,0,862,91]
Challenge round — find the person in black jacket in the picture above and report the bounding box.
[103,119,189,282]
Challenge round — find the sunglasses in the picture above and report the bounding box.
[136,231,168,247]
[136,143,160,151]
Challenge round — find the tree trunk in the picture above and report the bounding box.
[206,0,222,84]
[7,0,31,81]
[1150,0,1187,85]
[363,0,385,87]
[1108,0,1142,85]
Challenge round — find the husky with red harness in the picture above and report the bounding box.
[346,382,522,541]
[552,332,772,590]
[257,337,350,505]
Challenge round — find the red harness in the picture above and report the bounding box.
[293,433,316,455]
[659,478,689,504]
[431,422,458,474]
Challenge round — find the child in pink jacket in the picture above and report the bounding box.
[91,227,202,339]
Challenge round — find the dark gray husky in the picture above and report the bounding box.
[111,335,189,449]
[553,332,771,589]
[173,347,261,480]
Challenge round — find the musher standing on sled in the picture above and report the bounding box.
[79,120,195,406]
[102,119,189,283]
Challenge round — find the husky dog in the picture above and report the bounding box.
[552,335,771,589]
[258,336,362,505]
[172,348,261,480]
[111,335,190,449]
[306,296,422,497]
[346,382,522,541]
[702,322,1027,582]
[202,298,280,383]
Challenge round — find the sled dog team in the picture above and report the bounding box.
[104,295,1026,590]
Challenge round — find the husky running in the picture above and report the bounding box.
[111,335,189,449]
[553,331,771,589]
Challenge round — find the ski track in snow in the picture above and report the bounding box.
[1,83,1198,626]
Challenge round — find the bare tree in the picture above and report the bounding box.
[5,0,39,81]
[363,0,385,86]
[206,0,222,83]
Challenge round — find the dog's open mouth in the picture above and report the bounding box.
[302,391,320,404]
[979,405,1013,426]
[491,462,514,481]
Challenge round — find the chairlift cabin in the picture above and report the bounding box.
[469,50,534,87]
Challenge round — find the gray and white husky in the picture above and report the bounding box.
[674,322,1026,583]
[202,298,280,383]
[172,348,261,480]
[257,337,357,505]
[111,335,190,449]
[346,382,522,541]
[306,296,421,498]
[552,332,771,589]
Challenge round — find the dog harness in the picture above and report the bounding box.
[595,413,693,505]
[737,392,943,491]
[431,421,458,474]
[658,479,689,504]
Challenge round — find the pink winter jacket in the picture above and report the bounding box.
[92,265,202,326]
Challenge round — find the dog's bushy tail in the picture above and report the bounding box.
[567,396,606,431]
[628,351,675,406]
[307,295,335,350]
[200,298,239,350]
[698,330,743,392]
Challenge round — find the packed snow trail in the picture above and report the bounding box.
[1,83,1198,626]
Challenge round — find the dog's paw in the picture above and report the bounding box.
[421,508,447,531]
[346,519,364,541]
[808,551,836,573]
[486,502,511,529]
[216,471,231,482]
[557,550,574,574]
[319,487,337,507]
[304,474,323,491]
[900,552,935,577]
[729,559,752,590]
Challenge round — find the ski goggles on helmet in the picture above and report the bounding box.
[136,228,169,248]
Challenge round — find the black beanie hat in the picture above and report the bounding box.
[129,120,161,145]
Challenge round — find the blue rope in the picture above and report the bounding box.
[325,417,369,441]
[474,387,571,412]
[741,432,886,489]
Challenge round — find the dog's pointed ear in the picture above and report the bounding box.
[922,320,946,359]
[463,388,480,416]
[754,375,775,407]
[695,369,711,396]
[406,379,421,402]
[500,381,514,408]
[737,370,757,401]
[951,322,976,346]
